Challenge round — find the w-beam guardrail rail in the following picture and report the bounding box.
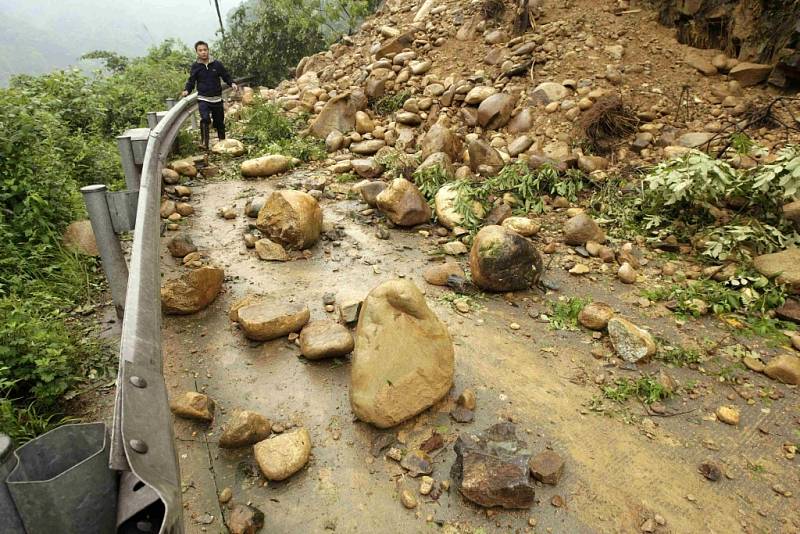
[0,90,218,534]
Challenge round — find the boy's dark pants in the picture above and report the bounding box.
[198,100,225,147]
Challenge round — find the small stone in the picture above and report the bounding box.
[253,428,312,481]
[450,406,474,423]
[400,489,417,509]
[743,356,765,373]
[219,487,233,504]
[578,302,614,330]
[569,263,590,275]
[618,262,637,284]
[255,238,289,261]
[419,476,434,495]
[424,263,465,286]
[764,354,800,385]
[401,450,433,477]
[387,447,403,461]
[443,241,468,255]
[299,320,354,359]
[227,504,265,534]
[699,461,722,481]
[458,388,477,410]
[529,450,565,485]
[640,518,656,533]
[607,318,656,363]
[510,322,521,330]
[451,423,535,509]
[169,391,214,422]
[219,410,271,448]
[564,213,605,245]
[716,406,740,426]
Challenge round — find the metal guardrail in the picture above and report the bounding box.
[2,84,245,532]
[110,93,203,534]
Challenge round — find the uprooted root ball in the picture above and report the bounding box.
[578,94,639,154]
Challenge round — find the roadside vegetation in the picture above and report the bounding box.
[0,40,192,442]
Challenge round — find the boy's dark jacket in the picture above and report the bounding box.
[184,60,233,97]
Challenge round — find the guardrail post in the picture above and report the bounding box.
[165,97,177,109]
[116,128,151,191]
[81,185,129,318]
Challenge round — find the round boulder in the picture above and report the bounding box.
[161,266,224,315]
[469,226,539,292]
[351,280,454,428]
[376,178,432,227]
[256,190,323,250]
[211,139,246,157]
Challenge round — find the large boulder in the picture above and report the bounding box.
[753,248,800,292]
[299,320,354,359]
[240,154,295,177]
[161,266,224,315]
[376,178,431,226]
[420,122,461,161]
[256,191,322,250]
[434,183,484,229]
[236,302,310,341]
[253,428,311,481]
[477,93,516,130]
[451,423,535,509]
[469,226,540,292]
[350,280,454,428]
[309,92,358,138]
[63,220,99,256]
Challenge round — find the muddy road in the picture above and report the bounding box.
[160,171,799,534]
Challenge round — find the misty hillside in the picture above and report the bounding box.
[0,0,242,84]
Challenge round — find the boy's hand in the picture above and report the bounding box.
[181,90,188,97]
[231,83,239,92]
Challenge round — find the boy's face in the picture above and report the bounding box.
[196,44,209,61]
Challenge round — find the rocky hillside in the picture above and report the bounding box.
[253,0,798,174]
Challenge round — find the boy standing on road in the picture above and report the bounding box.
[181,41,237,149]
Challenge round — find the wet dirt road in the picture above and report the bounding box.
[163,172,799,534]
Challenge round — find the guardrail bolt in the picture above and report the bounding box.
[129,376,148,388]
[129,439,149,454]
